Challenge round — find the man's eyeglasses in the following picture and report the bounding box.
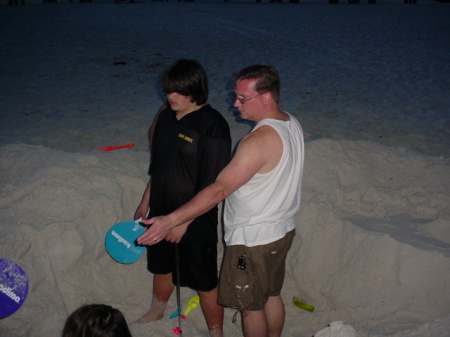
[233,92,266,104]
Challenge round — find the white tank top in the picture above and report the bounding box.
[223,113,304,247]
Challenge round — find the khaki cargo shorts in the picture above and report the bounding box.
[218,230,295,311]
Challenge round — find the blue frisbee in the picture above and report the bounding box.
[105,221,146,264]
[0,259,29,318]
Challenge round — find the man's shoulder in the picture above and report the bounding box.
[242,125,281,150]
[251,123,282,140]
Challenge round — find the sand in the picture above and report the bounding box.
[0,1,449,336]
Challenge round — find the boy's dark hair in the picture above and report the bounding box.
[62,304,132,337]
[163,59,209,105]
[235,65,280,103]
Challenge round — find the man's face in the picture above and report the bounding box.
[234,79,264,122]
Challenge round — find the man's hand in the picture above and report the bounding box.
[137,214,177,246]
[166,222,190,243]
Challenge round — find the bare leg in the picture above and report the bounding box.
[242,309,268,337]
[264,295,285,337]
[198,286,224,337]
[137,273,174,323]
[242,295,285,337]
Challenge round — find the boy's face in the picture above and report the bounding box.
[167,92,196,116]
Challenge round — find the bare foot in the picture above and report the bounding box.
[136,300,167,323]
[136,309,164,323]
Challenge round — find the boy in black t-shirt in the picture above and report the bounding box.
[134,59,231,337]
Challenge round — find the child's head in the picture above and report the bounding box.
[162,58,209,106]
[62,304,132,337]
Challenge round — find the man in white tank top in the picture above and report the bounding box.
[139,65,304,337]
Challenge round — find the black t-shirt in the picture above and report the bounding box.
[148,104,231,244]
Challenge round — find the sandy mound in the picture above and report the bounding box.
[1,140,449,336]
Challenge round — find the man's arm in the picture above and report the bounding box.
[137,125,282,245]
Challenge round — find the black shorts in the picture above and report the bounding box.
[146,240,218,292]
